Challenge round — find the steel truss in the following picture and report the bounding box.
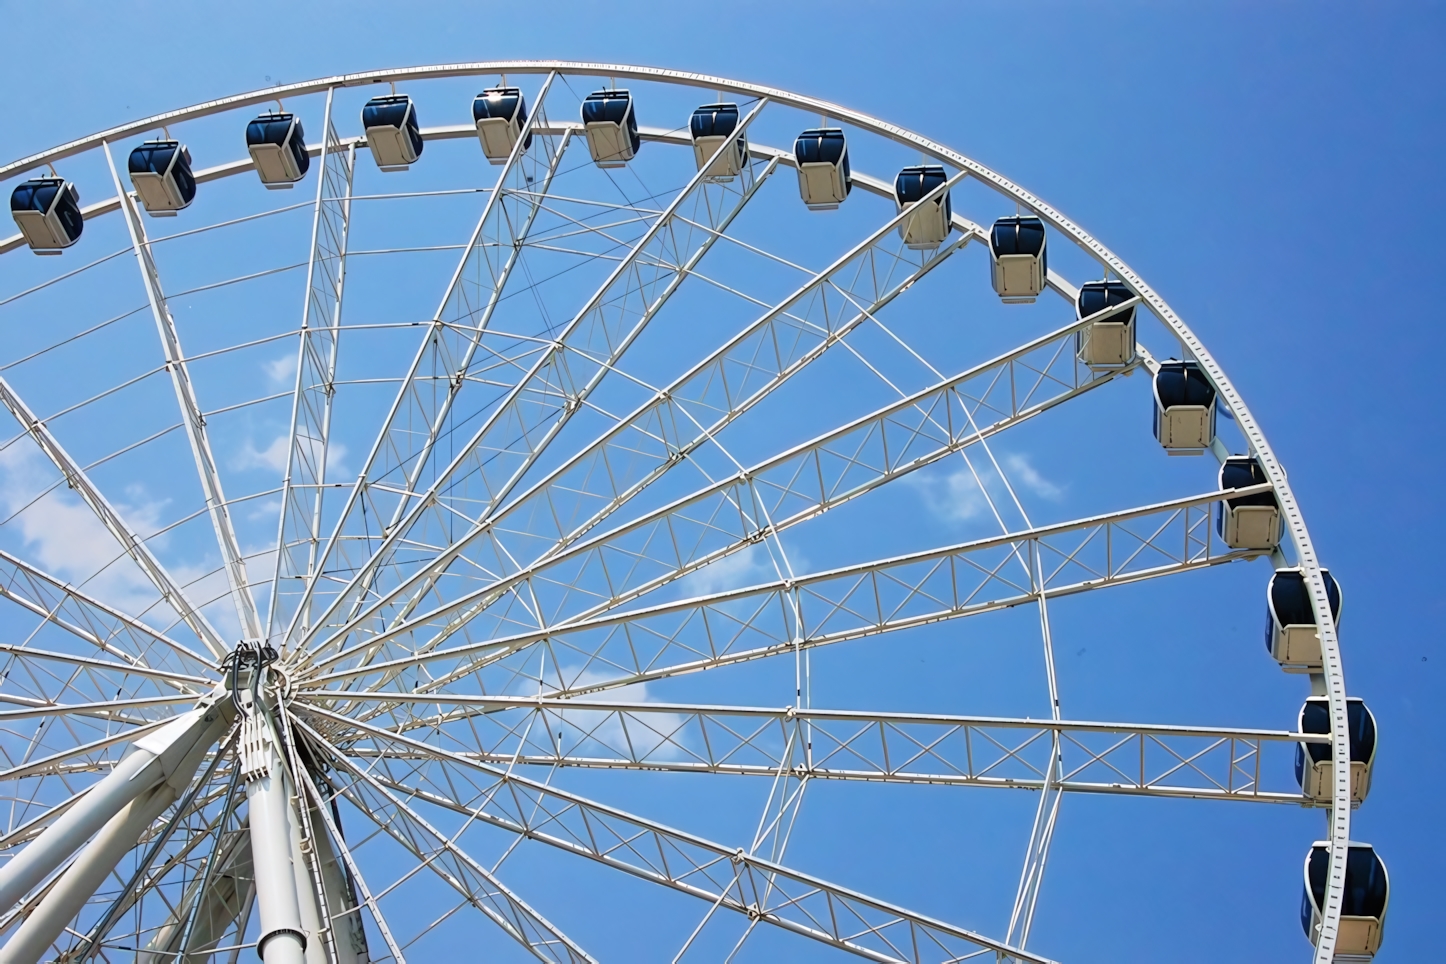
[307,486,1263,698]
[294,98,778,659]
[295,709,1054,964]
[304,693,1321,803]
[302,176,978,676]
[267,88,357,644]
[104,143,263,643]
[0,63,1358,964]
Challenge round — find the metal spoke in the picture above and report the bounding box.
[302,694,1316,803]
[299,716,593,963]
[288,73,567,649]
[0,548,213,677]
[0,376,227,659]
[306,183,985,674]
[103,142,261,642]
[296,708,1050,964]
[266,86,357,644]
[295,99,778,658]
[311,486,1262,703]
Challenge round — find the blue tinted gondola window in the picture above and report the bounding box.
[247,115,292,146]
[1308,845,1389,926]
[1270,569,1341,629]
[1343,848,1389,917]
[991,217,1046,257]
[583,92,633,125]
[895,165,948,203]
[794,129,847,165]
[1297,698,1375,771]
[1154,362,1216,408]
[363,100,410,130]
[128,143,175,174]
[474,89,524,123]
[1078,280,1134,318]
[11,180,59,213]
[691,104,739,139]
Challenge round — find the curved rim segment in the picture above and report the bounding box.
[0,60,1354,961]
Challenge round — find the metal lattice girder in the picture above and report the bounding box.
[287,73,567,648]
[295,709,1052,964]
[298,721,594,964]
[103,143,263,642]
[0,377,228,660]
[310,485,1266,696]
[266,88,357,644]
[294,99,779,656]
[309,312,1127,681]
[303,695,1320,803]
[304,195,990,676]
[0,548,214,682]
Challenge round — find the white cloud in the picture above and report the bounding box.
[905,452,1063,525]
[0,439,179,623]
[682,542,807,597]
[262,353,297,388]
[549,666,690,763]
[234,434,290,474]
[234,433,348,479]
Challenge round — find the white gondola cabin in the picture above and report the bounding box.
[894,165,952,250]
[690,103,748,180]
[1296,696,1376,805]
[1267,567,1342,670]
[1076,280,1137,367]
[246,112,309,188]
[582,90,639,168]
[473,87,530,164]
[363,95,423,171]
[10,177,83,253]
[1302,841,1388,958]
[1153,360,1216,452]
[1217,455,1281,550]
[793,128,851,210]
[127,140,196,215]
[989,216,1047,303]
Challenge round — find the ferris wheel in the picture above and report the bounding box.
[0,62,1385,963]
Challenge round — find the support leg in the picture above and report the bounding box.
[0,782,179,964]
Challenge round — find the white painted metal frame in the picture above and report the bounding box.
[0,62,1356,962]
[103,142,263,643]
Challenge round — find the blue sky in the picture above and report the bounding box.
[0,2,1442,962]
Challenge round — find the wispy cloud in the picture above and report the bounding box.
[905,452,1063,525]
[262,353,297,388]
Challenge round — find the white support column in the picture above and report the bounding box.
[0,700,227,964]
[0,698,226,915]
[240,683,312,964]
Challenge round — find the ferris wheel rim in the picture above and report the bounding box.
[0,62,1356,962]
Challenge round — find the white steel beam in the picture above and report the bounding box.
[266,86,356,644]
[296,710,1052,964]
[286,73,566,649]
[304,694,1320,803]
[304,171,978,676]
[294,99,778,659]
[0,380,228,660]
[103,143,261,643]
[298,720,593,963]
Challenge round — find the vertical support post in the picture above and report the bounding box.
[238,662,313,964]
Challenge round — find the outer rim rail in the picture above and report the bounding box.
[0,62,1353,961]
